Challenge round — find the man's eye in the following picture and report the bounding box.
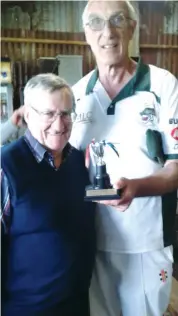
[63,112,70,116]
[62,111,71,117]
[43,112,54,118]
[90,17,103,26]
[112,14,125,25]
[93,17,102,24]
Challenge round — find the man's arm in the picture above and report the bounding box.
[1,169,11,234]
[1,169,11,298]
[98,160,178,211]
[1,119,19,145]
[131,160,178,197]
[1,106,25,145]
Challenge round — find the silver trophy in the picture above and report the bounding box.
[84,140,121,201]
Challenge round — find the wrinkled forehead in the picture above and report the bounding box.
[29,88,73,111]
[86,0,129,19]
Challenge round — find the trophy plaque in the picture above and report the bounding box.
[84,141,121,201]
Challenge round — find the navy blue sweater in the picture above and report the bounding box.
[1,138,95,314]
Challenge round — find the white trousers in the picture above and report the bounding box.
[89,246,173,316]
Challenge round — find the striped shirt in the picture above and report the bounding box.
[1,129,72,234]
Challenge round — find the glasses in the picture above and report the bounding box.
[30,106,76,124]
[85,13,131,31]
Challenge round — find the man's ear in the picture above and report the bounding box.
[24,105,29,124]
[129,20,137,40]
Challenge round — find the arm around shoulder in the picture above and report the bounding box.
[1,119,19,145]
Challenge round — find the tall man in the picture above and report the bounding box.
[70,1,178,316]
[1,2,178,315]
[1,74,95,316]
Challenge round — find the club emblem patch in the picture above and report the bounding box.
[140,108,156,125]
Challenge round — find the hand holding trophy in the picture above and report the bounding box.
[84,140,121,201]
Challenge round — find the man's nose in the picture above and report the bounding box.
[102,21,115,37]
[51,114,65,130]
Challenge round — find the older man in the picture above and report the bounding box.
[1,74,95,316]
[69,1,178,316]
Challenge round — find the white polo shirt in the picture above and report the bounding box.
[70,60,178,253]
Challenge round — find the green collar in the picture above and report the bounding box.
[85,59,153,115]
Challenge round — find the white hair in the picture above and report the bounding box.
[24,73,75,111]
[82,0,137,25]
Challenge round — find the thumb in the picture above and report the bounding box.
[113,177,128,189]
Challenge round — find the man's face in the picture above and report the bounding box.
[25,88,73,154]
[84,1,136,66]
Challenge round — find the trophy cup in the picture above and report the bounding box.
[84,141,121,201]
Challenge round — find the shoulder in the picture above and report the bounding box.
[72,70,95,99]
[2,137,24,153]
[148,65,178,100]
[1,137,28,168]
[66,143,85,163]
[70,144,85,160]
[148,64,177,91]
[1,140,18,156]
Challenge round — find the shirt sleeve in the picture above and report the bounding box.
[1,169,11,234]
[159,71,178,160]
[1,119,19,145]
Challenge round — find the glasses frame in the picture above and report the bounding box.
[85,13,132,31]
[30,106,75,124]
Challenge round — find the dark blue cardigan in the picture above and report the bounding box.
[1,138,95,315]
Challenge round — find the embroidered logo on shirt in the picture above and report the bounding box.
[140,108,156,124]
[159,269,168,283]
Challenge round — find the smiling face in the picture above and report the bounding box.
[84,1,136,67]
[25,88,73,155]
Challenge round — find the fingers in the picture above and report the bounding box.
[115,204,130,212]
[96,199,130,211]
[96,198,122,207]
[94,190,132,211]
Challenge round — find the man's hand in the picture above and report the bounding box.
[11,106,25,127]
[98,177,137,212]
[97,161,178,211]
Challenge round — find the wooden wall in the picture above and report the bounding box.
[1,1,178,108]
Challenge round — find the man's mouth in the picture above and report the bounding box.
[47,131,67,136]
[102,44,118,49]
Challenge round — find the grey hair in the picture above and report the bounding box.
[24,73,75,112]
[82,0,137,25]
